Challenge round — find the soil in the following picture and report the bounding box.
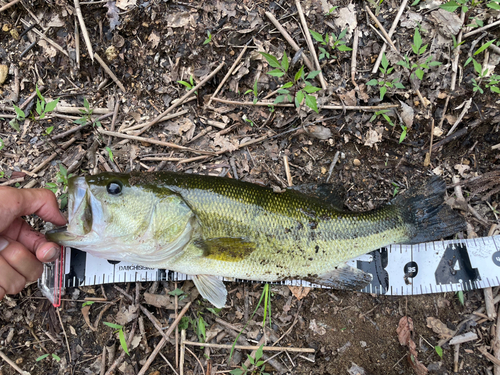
[0,0,500,374]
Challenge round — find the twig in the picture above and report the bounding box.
[104,321,137,375]
[0,350,30,375]
[210,97,398,110]
[485,287,497,320]
[264,12,315,73]
[138,305,169,340]
[133,61,225,136]
[19,85,44,111]
[463,19,500,39]
[283,155,292,186]
[479,346,500,367]
[47,113,112,142]
[123,109,188,132]
[137,302,192,375]
[175,281,179,368]
[185,347,206,375]
[494,304,500,375]
[0,0,22,12]
[55,105,110,114]
[183,341,314,353]
[454,344,460,373]
[243,331,268,370]
[74,0,93,60]
[424,118,434,167]
[295,0,327,89]
[365,5,399,54]
[97,128,214,154]
[372,0,408,73]
[180,329,186,375]
[107,99,120,147]
[75,17,80,69]
[19,19,69,57]
[94,53,126,92]
[326,151,340,183]
[12,66,19,103]
[447,98,472,136]
[208,45,247,107]
[351,28,359,88]
[56,308,72,363]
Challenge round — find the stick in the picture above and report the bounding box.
[365,5,399,54]
[0,350,30,375]
[122,109,188,132]
[495,304,500,375]
[479,346,500,367]
[463,19,500,39]
[75,17,80,69]
[351,28,359,88]
[485,287,497,320]
[132,62,225,136]
[283,155,292,186]
[74,0,93,60]
[183,341,315,353]
[0,0,21,12]
[208,45,247,107]
[264,12,314,73]
[97,128,214,154]
[104,321,137,375]
[372,0,408,73]
[137,302,192,375]
[94,53,126,92]
[326,151,340,183]
[20,19,69,57]
[180,329,186,375]
[56,308,72,363]
[107,98,120,147]
[447,98,472,136]
[295,0,327,89]
[211,97,399,110]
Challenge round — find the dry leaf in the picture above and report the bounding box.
[212,133,238,152]
[454,164,470,177]
[149,30,161,49]
[364,127,383,148]
[338,89,357,106]
[288,286,311,300]
[105,1,121,30]
[38,40,57,58]
[144,292,175,309]
[334,4,357,37]
[309,319,327,335]
[399,101,414,128]
[116,0,136,10]
[304,125,332,140]
[115,305,138,326]
[81,305,96,332]
[397,317,428,375]
[426,317,454,339]
[429,9,463,37]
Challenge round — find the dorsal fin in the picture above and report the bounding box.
[288,183,346,210]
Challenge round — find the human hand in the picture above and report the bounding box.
[0,187,67,300]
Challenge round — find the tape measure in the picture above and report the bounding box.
[39,235,500,306]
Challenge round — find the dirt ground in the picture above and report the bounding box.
[1,0,500,374]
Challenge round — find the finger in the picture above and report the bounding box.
[3,219,60,260]
[0,187,67,232]
[0,286,5,300]
[0,253,27,296]
[0,236,43,283]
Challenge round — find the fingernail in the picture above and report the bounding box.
[59,211,68,223]
[45,246,60,262]
[0,237,9,252]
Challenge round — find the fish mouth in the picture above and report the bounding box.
[46,177,93,244]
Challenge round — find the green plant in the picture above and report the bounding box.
[309,28,352,60]
[485,75,500,94]
[105,146,115,163]
[35,86,60,120]
[370,109,394,126]
[46,164,74,209]
[203,31,212,45]
[326,6,338,14]
[366,0,384,15]
[399,124,408,143]
[435,345,443,359]
[103,322,129,355]
[397,28,442,80]
[244,80,259,104]
[75,98,101,127]
[0,138,4,151]
[82,301,95,307]
[177,75,197,94]
[259,51,322,113]
[440,0,470,12]
[465,40,498,94]
[367,53,405,100]
[36,353,61,362]
[0,171,4,178]
[229,344,269,375]
[9,105,26,131]
[244,117,255,127]
[451,35,465,50]
[392,182,400,196]
[466,17,483,28]
[488,0,500,9]
[457,291,465,306]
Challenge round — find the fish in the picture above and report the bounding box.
[46,172,466,308]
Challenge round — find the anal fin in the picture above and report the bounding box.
[192,274,227,308]
[309,265,372,290]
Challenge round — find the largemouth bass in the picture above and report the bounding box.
[47,172,466,307]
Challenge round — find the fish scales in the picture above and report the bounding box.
[47,172,466,307]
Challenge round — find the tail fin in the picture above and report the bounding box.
[394,176,466,244]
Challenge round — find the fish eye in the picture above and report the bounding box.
[106,181,123,195]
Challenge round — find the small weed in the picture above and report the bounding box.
[0,138,4,150]
[105,146,115,163]
[466,17,483,28]
[451,35,465,50]
[366,53,405,100]
[370,109,394,126]
[229,344,269,375]
[244,80,259,104]
[465,40,498,94]
[178,75,197,94]
[75,98,101,127]
[326,6,338,14]
[392,182,400,196]
[243,116,255,127]
[366,0,384,15]
[82,301,95,307]
[168,287,188,301]
[488,0,500,9]
[309,28,352,60]
[46,164,74,209]
[9,105,25,131]
[399,124,408,143]
[397,28,441,80]
[435,345,443,359]
[36,353,61,362]
[35,86,60,120]
[440,0,469,13]
[203,30,212,45]
[0,171,4,179]
[457,291,465,306]
[103,322,129,355]
[259,51,289,78]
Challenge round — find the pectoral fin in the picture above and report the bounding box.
[309,265,372,290]
[192,274,227,308]
[196,237,256,262]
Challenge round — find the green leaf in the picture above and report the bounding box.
[229,369,244,375]
[380,86,387,100]
[45,126,54,135]
[45,97,59,113]
[267,69,285,77]
[259,52,282,69]
[0,171,4,178]
[13,104,25,119]
[45,182,58,193]
[178,316,190,331]
[472,59,483,75]
[255,344,264,361]
[244,89,253,95]
[294,66,305,82]
[282,81,294,89]
[303,85,321,93]
[206,307,221,315]
[337,44,352,51]
[440,0,460,12]
[338,28,348,40]
[277,89,290,94]
[306,70,321,80]
[274,95,285,104]
[474,39,496,56]
[427,60,442,67]
[415,69,424,80]
[9,119,20,132]
[177,80,193,89]
[203,31,212,45]
[74,118,87,125]
[305,94,319,113]
[487,1,500,9]
[366,79,379,86]
[0,138,3,151]
[281,50,289,72]
[464,57,473,67]
[105,146,114,163]
[197,316,206,343]
[83,97,90,111]
[103,322,123,329]
[457,290,464,306]
[490,86,500,94]
[36,354,49,361]
[435,345,443,359]
[51,354,61,361]
[412,28,422,55]
[118,329,129,355]
[394,81,405,89]
[382,113,394,126]
[36,100,43,116]
[295,90,304,107]
[253,79,258,93]
[381,53,389,71]
[36,85,44,101]
[168,288,185,296]
[399,125,407,143]
[309,29,324,43]
[82,301,95,307]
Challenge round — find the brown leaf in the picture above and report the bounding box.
[426,317,454,339]
[397,317,428,375]
[288,286,311,300]
[81,305,96,332]
[115,305,138,326]
[143,292,175,309]
[211,133,239,152]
